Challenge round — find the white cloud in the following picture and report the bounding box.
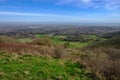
[56,0,120,10]
[105,0,120,10]
[57,0,90,4]
[0,11,61,16]
[0,11,120,17]
[0,11,120,23]
[82,0,91,3]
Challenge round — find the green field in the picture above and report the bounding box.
[82,34,106,41]
[69,42,90,48]
[18,38,32,43]
[82,34,97,39]
[18,34,105,48]
[35,34,97,48]
[0,52,92,80]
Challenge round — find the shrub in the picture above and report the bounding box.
[53,45,68,59]
[81,48,120,80]
[63,42,70,48]
[29,38,52,47]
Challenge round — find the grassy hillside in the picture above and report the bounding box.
[0,34,119,80]
[0,52,92,80]
[87,35,120,49]
[79,35,120,80]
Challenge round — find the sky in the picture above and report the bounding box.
[0,0,120,23]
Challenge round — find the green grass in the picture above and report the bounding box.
[51,38,65,44]
[35,34,107,48]
[0,52,92,80]
[35,34,93,48]
[20,34,105,48]
[82,34,98,40]
[53,35,66,39]
[35,34,47,38]
[69,42,90,48]
[82,34,107,41]
[49,35,90,48]
[18,38,32,43]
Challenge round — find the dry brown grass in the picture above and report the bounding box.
[80,47,120,80]
[28,38,52,47]
[0,42,53,55]
[0,42,74,60]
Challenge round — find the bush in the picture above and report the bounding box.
[63,42,70,48]
[53,46,65,59]
[29,37,52,47]
[81,48,120,80]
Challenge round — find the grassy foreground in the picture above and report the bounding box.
[0,52,92,80]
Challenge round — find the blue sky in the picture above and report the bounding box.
[0,0,120,23]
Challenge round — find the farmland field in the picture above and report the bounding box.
[35,34,104,48]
